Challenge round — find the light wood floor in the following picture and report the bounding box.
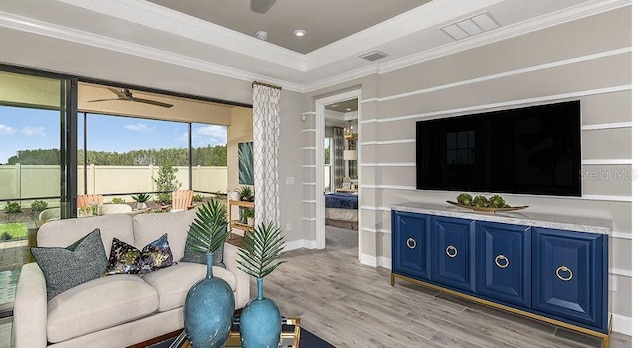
[257,226,632,348]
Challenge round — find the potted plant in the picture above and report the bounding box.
[246,209,255,227]
[239,186,254,202]
[183,200,234,348]
[236,222,286,347]
[131,193,151,210]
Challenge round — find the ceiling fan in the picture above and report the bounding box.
[88,88,173,108]
[250,0,277,13]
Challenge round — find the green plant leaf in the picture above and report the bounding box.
[186,199,229,254]
[238,142,254,185]
[236,221,286,278]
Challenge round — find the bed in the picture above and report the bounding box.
[325,192,358,230]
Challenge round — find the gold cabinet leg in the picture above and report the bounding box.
[602,335,609,348]
[390,273,395,286]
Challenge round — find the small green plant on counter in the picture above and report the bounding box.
[4,201,22,214]
[0,232,11,241]
[110,197,126,204]
[456,193,511,208]
[31,200,48,212]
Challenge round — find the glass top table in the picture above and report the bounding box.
[168,317,301,348]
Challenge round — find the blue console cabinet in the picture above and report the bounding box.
[532,227,607,330]
[391,209,609,346]
[477,221,531,308]
[432,216,475,293]
[392,211,431,280]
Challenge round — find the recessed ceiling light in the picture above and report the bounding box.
[294,30,306,37]
[346,108,352,111]
[256,31,268,41]
[331,104,338,107]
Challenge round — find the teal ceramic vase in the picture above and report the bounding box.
[239,278,281,348]
[184,253,235,348]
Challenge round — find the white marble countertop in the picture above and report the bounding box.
[390,202,613,235]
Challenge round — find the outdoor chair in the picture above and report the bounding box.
[161,190,195,212]
[38,207,61,223]
[77,194,104,208]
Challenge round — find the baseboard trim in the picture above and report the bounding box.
[284,239,318,251]
[611,313,632,335]
[360,254,392,269]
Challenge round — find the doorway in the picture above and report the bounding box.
[314,90,362,261]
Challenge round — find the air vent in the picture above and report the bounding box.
[440,12,501,41]
[359,50,389,62]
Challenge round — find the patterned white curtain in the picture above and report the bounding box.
[252,84,281,226]
[333,127,345,190]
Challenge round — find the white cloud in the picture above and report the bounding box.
[0,124,16,135]
[124,123,152,133]
[22,126,45,136]
[194,125,227,146]
[174,126,227,146]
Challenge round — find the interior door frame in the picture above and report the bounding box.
[314,89,362,261]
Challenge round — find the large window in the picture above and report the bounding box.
[78,115,229,200]
[191,123,227,193]
[0,70,71,225]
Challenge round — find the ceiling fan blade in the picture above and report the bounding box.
[131,97,173,108]
[250,0,277,13]
[87,98,122,103]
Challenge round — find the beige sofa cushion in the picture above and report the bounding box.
[47,275,158,343]
[133,210,197,261]
[141,262,236,312]
[38,214,134,258]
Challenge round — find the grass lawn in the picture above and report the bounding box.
[0,222,28,240]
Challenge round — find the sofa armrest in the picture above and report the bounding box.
[14,262,48,348]
[224,243,251,308]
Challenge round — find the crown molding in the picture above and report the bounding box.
[303,0,503,70]
[55,0,305,71]
[303,0,631,92]
[0,10,306,92]
[378,0,631,75]
[0,0,629,94]
[302,64,378,93]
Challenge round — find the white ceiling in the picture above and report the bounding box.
[0,0,629,93]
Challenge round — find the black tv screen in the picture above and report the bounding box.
[416,101,581,196]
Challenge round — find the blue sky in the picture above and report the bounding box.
[0,105,227,164]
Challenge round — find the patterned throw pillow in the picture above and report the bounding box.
[31,229,108,301]
[105,234,174,275]
[180,227,225,268]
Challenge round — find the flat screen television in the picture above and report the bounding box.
[416,101,581,196]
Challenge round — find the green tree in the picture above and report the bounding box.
[153,162,181,204]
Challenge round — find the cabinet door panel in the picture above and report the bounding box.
[392,211,431,280]
[432,216,475,293]
[532,228,605,329]
[477,222,531,308]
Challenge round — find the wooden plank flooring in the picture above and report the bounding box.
[256,226,632,348]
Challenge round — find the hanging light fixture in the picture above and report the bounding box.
[344,119,357,161]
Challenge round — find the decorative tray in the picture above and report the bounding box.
[446,201,528,214]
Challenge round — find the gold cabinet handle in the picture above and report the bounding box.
[445,245,458,258]
[555,266,573,281]
[494,254,509,269]
[406,238,417,249]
